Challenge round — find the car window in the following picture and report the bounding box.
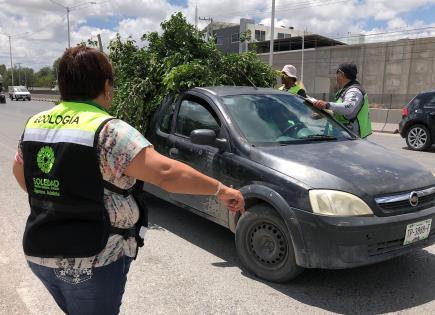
[222,94,354,145]
[159,103,175,133]
[424,94,435,108]
[13,87,28,92]
[409,93,430,110]
[175,99,220,137]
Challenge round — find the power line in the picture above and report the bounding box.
[210,22,435,53]
[15,14,68,40]
[211,0,350,19]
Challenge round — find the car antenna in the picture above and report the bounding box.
[239,69,258,90]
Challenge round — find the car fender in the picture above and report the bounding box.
[230,184,309,267]
[403,119,430,136]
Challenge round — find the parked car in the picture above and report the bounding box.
[145,86,435,283]
[399,90,435,151]
[8,85,31,101]
[0,90,5,103]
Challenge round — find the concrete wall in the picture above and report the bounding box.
[259,36,435,109]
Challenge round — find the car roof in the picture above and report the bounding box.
[192,86,285,97]
[418,89,435,95]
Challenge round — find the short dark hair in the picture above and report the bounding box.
[58,46,113,101]
[337,63,357,81]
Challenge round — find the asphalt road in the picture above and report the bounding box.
[1,99,435,315]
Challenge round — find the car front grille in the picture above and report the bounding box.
[368,229,435,257]
[375,186,435,214]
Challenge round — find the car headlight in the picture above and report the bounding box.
[309,190,373,216]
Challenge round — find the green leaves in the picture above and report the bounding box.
[108,12,277,135]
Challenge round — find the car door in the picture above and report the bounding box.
[143,95,187,203]
[423,94,435,134]
[169,93,229,224]
[151,95,177,156]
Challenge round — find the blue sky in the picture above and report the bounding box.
[401,3,435,26]
[168,0,188,7]
[85,16,125,30]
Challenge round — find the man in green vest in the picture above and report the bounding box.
[279,64,307,98]
[313,63,372,138]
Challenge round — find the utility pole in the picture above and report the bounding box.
[195,5,198,29]
[8,35,13,86]
[50,0,96,48]
[67,6,71,48]
[269,0,276,66]
[0,32,29,86]
[199,17,213,41]
[97,34,103,52]
[301,29,305,84]
[16,63,22,85]
[301,27,308,84]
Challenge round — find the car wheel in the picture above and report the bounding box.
[406,124,432,151]
[235,204,303,283]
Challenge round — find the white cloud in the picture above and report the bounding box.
[118,18,161,40]
[387,18,408,30]
[0,0,435,70]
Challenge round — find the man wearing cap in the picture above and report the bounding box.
[313,63,372,138]
[279,65,307,98]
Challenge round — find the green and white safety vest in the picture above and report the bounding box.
[21,101,140,258]
[334,83,372,139]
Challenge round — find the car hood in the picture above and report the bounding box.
[250,139,435,196]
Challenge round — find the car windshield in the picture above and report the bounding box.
[14,87,28,92]
[222,93,355,146]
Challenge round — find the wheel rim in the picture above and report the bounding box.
[248,222,288,269]
[408,127,427,149]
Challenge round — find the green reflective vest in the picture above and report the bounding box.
[334,84,372,139]
[279,83,302,95]
[22,101,117,257]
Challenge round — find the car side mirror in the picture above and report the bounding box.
[190,129,217,146]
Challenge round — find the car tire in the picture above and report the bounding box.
[406,124,432,151]
[235,204,303,283]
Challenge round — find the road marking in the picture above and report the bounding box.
[372,132,400,137]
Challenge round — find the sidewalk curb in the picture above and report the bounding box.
[32,98,58,103]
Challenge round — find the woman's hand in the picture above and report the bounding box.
[217,186,245,213]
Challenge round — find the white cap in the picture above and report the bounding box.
[282,65,298,79]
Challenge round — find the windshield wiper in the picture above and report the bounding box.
[299,134,337,141]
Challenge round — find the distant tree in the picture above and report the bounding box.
[77,38,98,47]
[35,66,55,87]
[3,68,20,87]
[0,64,6,77]
[52,58,61,82]
[20,67,36,87]
[109,12,277,134]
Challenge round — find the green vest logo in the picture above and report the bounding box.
[37,146,55,174]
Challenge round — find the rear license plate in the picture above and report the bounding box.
[403,219,432,245]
